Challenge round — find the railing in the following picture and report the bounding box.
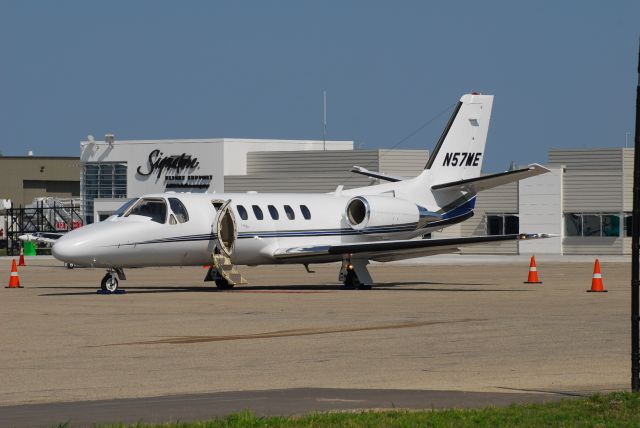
[3,201,83,256]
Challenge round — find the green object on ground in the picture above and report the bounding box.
[23,241,36,256]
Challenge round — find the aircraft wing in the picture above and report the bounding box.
[431,164,549,193]
[273,233,553,263]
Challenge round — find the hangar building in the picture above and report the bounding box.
[451,148,633,255]
[0,156,80,206]
[82,137,428,223]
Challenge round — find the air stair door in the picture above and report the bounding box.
[209,200,246,287]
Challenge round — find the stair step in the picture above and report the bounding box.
[210,252,247,285]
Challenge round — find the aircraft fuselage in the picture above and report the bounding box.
[52,192,431,268]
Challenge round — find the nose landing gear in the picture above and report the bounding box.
[98,268,127,294]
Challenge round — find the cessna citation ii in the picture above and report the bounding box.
[53,93,551,292]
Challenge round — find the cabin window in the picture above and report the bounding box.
[126,198,167,224]
[252,205,264,220]
[300,205,311,220]
[168,198,189,223]
[237,205,248,220]
[284,205,295,220]
[268,205,279,220]
[169,214,177,225]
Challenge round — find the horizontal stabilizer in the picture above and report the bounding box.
[431,164,549,193]
[350,166,404,182]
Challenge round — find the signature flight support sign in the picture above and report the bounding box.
[136,149,212,190]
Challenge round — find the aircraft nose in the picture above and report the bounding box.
[52,236,87,264]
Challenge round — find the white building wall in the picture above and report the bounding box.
[518,167,563,254]
[81,139,225,195]
[80,138,353,197]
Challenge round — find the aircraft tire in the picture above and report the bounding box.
[342,270,358,289]
[215,278,235,290]
[343,269,371,290]
[100,274,119,293]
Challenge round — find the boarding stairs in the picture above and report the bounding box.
[211,253,247,285]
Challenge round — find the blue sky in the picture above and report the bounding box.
[0,1,638,171]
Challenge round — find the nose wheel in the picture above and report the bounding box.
[98,268,126,294]
[101,273,119,292]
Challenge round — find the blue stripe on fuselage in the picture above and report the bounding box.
[441,196,476,220]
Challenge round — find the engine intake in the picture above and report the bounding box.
[346,197,369,226]
[345,196,421,230]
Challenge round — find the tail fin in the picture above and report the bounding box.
[424,93,494,185]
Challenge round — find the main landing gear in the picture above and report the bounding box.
[339,259,373,290]
[98,268,126,294]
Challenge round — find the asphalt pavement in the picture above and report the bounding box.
[0,388,570,428]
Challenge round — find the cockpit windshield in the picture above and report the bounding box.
[114,198,139,217]
[169,198,189,223]
[126,198,168,224]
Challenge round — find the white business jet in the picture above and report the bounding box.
[53,93,550,292]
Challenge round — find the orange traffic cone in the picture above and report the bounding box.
[524,255,542,284]
[587,258,607,292]
[18,247,25,267]
[6,259,22,288]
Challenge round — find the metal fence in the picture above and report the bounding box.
[2,201,83,256]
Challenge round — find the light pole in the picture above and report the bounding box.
[631,40,640,392]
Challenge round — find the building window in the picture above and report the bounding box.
[300,205,311,220]
[626,214,633,237]
[602,214,620,237]
[252,205,264,220]
[236,205,248,221]
[486,214,519,235]
[565,213,582,236]
[284,205,295,220]
[268,205,279,220]
[82,162,127,224]
[564,213,620,237]
[582,214,601,236]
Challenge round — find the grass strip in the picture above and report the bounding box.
[71,391,640,428]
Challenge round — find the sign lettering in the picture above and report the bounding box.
[137,149,200,178]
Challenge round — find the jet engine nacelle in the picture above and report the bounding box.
[345,196,420,230]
